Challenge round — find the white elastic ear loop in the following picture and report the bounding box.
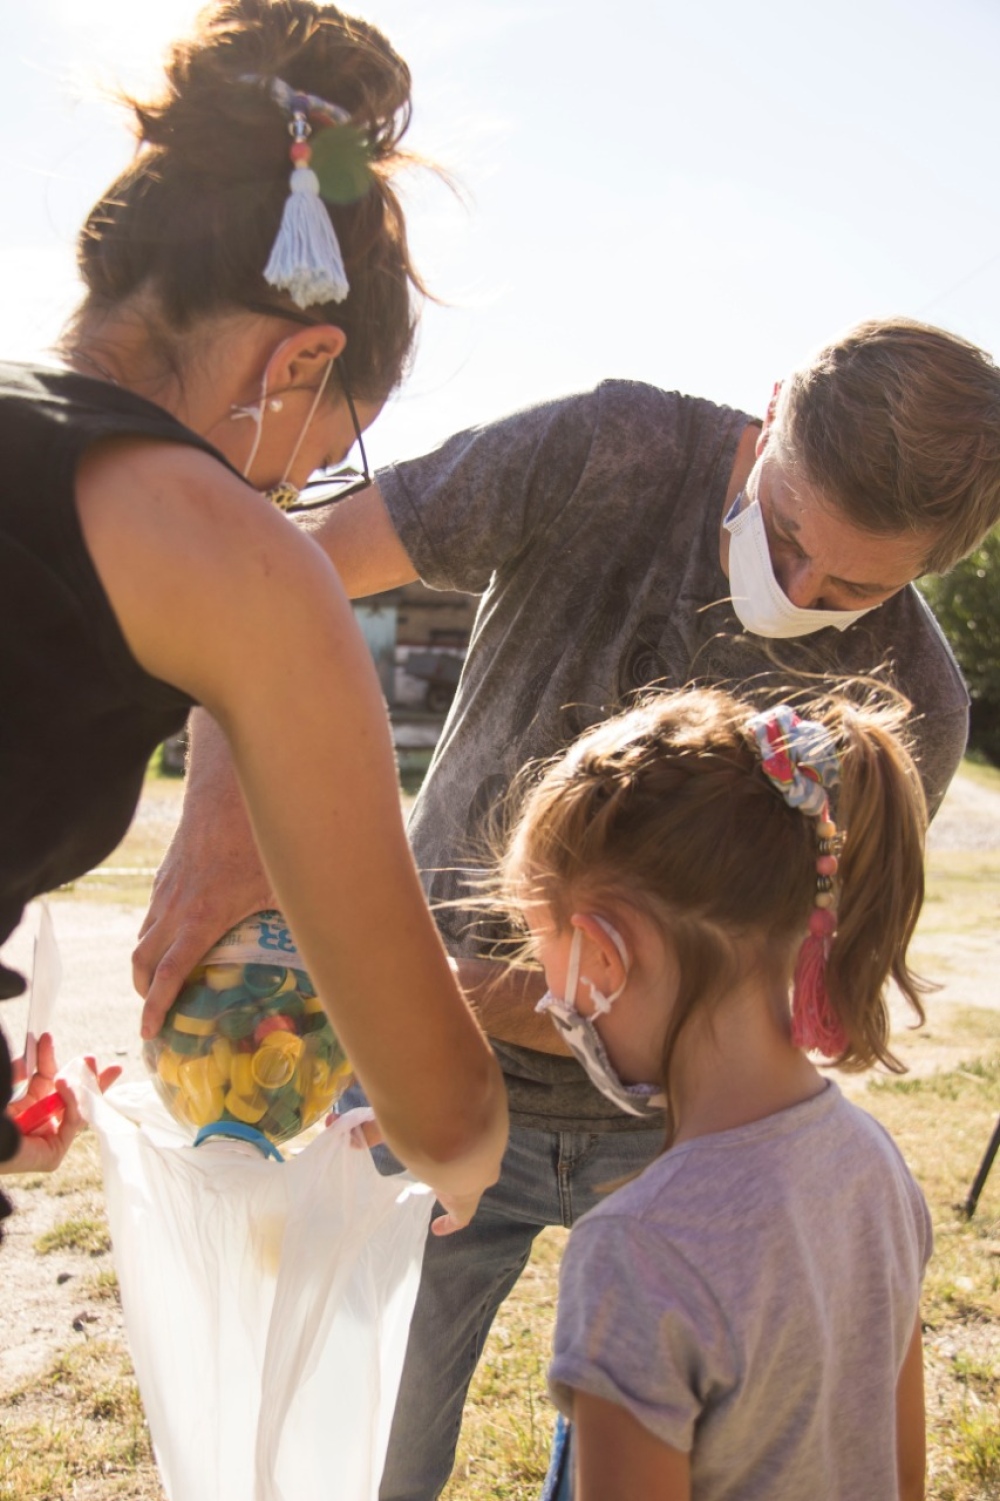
[564,925,584,1011]
[279,356,335,485]
[575,916,630,1017]
[240,345,283,482]
[584,915,630,1015]
[240,387,267,481]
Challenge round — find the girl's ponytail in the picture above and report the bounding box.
[824,699,929,1071]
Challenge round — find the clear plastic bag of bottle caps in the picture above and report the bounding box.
[143,910,353,1147]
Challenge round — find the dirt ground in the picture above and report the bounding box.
[1,769,1000,1403]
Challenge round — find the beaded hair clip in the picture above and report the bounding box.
[747,705,849,1059]
[242,74,371,309]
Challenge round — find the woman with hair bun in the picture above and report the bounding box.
[0,0,507,1231]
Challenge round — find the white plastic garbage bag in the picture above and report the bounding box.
[76,1067,431,1501]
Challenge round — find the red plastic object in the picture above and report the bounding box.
[14,1091,65,1135]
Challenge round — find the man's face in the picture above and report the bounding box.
[748,447,935,613]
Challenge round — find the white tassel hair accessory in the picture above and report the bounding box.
[244,75,354,309]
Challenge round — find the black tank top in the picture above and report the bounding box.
[0,362,238,954]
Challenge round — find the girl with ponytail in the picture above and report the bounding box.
[500,684,930,1500]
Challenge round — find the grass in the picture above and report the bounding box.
[951,753,1000,794]
[0,1343,159,1501]
[33,1217,112,1258]
[916,851,1000,941]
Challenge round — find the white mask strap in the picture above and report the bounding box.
[241,380,269,481]
[565,926,584,1010]
[571,915,630,1016]
[280,357,335,485]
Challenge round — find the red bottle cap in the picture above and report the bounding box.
[14,1092,65,1135]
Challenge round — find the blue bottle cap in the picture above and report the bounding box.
[193,1121,284,1162]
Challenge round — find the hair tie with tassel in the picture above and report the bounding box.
[747,705,848,1058]
[242,74,356,309]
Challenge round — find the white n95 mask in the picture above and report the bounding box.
[723,493,875,639]
[535,919,665,1119]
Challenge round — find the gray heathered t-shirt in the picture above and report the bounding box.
[379,381,969,1131]
[549,1084,932,1500]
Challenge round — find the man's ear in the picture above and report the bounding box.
[265,324,346,392]
[569,913,629,1004]
[756,380,783,457]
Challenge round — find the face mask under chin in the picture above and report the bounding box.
[723,493,877,640]
[535,922,666,1119]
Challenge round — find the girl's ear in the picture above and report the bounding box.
[569,912,629,1006]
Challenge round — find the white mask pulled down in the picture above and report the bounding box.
[723,492,876,640]
[535,918,665,1119]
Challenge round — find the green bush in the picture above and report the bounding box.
[920,528,1000,764]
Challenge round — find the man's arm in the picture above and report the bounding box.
[298,481,418,596]
[454,958,571,1055]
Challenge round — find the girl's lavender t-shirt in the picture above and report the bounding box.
[549,1084,931,1499]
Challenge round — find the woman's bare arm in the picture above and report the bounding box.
[133,480,418,1013]
[77,440,507,1223]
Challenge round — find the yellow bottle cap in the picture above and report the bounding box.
[224,1088,267,1124]
[251,1039,299,1090]
[156,1050,182,1087]
[230,1053,257,1097]
[173,1013,216,1036]
[205,964,245,991]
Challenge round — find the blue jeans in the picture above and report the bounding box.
[345,1085,661,1501]
[540,1413,573,1501]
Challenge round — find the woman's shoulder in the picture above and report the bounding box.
[0,361,233,472]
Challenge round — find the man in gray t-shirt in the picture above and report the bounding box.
[134,317,1000,1501]
[377,375,968,1143]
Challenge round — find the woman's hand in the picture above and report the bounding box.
[2,1035,121,1175]
[333,1109,484,1237]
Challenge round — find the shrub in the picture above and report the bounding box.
[921,528,1000,765]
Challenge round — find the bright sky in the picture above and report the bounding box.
[3,0,1000,464]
